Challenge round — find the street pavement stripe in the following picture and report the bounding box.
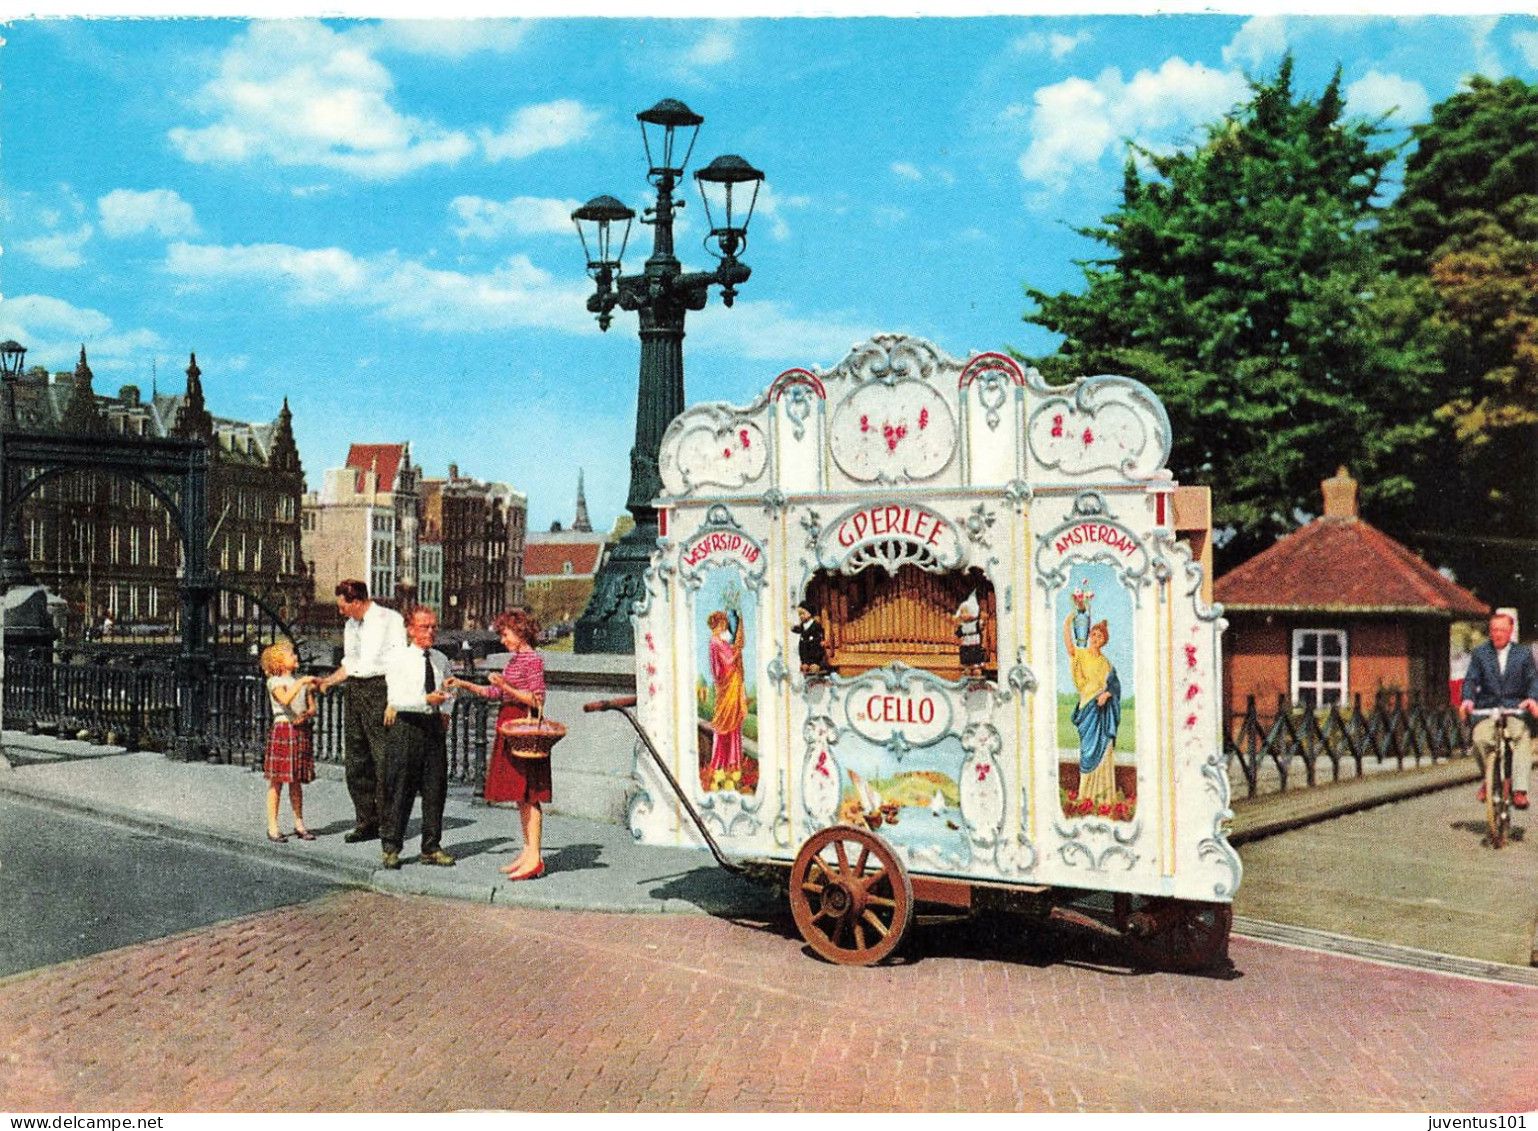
[1234,914,1538,987]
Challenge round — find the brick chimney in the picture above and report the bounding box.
[1321,466,1358,520]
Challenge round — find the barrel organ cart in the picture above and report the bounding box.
[589,333,1241,968]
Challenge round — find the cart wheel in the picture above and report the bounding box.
[1122,898,1232,972]
[789,825,914,966]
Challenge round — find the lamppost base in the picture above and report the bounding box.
[573,524,658,654]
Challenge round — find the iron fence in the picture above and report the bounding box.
[2,655,498,787]
[1224,692,1471,800]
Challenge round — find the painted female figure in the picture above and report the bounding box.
[1063,611,1121,809]
[706,608,747,789]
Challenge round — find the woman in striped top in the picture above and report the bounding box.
[447,608,550,880]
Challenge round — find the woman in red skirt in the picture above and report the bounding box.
[447,608,549,880]
[261,641,318,842]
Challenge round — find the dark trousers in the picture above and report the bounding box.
[343,676,390,832]
[382,712,448,855]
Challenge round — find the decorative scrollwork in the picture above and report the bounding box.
[841,537,941,577]
[961,502,996,547]
[1052,816,1143,871]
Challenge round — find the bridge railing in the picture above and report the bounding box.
[1224,692,1472,800]
[2,655,498,787]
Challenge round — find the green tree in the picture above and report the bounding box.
[1377,75,1538,621]
[1023,58,1443,566]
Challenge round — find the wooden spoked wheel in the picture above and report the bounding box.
[1121,898,1233,972]
[789,825,914,966]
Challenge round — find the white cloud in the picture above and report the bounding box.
[479,99,601,162]
[1345,70,1430,125]
[163,239,595,335]
[167,20,474,180]
[686,25,738,68]
[98,188,200,239]
[684,298,873,364]
[0,293,163,367]
[1223,16,1290,71]
[1011,30,1089,60]
[450,195,582,241]
[1514,29,1538,69]
[1017,59,1248,192]
[892,162,922,181]
[1470,16,1504,79]
[13,225,93,269]
[744,183,805,243]
[363,19,530,59]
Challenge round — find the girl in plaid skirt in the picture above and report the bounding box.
[262,641,319,843]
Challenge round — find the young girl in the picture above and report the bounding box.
[261,641,319,842]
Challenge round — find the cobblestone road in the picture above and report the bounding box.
[2,891,1534,1112]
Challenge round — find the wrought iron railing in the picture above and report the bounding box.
[2,656,497,787]
[1224,692,1471,800]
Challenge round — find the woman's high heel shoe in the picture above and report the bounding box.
[507,860,546,882]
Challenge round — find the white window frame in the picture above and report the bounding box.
[1291,628,1349,708]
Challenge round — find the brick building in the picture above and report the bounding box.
[8,348,306,636]
[417,464,527,631]
[1214,467,1488,722]
[300,442,420,612]
[523,472,608,639]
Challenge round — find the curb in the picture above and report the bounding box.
[0,780,378,887]
[1229,759,1481,845]
[0,770,780,918]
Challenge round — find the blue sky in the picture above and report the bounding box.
[2,10,1535,532]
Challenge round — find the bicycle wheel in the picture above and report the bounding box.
[1489,731,1511,849]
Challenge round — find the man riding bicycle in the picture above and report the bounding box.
[1459,611,1538,810]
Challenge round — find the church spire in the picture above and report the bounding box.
[171,351,214,444]
[269,396,303,476]
[573,468,593,532]
[59,344,106,434]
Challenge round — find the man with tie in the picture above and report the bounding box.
[1460,609,1538,810]
[380,605,457,869]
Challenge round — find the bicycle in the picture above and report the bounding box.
[1470,707,1521,848]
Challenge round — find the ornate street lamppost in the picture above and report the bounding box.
[0,339,26,426]
[571,98,764,653]
[0,339,30,588]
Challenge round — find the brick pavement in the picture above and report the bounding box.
[1,891,1533,1112]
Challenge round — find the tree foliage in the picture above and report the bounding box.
[1376,75,1538,616]
[1023,58,1444,565]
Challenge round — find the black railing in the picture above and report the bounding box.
[1224,692,1471,800]
[2,657,498,788]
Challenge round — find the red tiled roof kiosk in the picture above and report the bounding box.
[1214,467,1488,724]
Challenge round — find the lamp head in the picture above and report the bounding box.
[637,98,703,183]
[695,154,764,262]
[571,194,635,276]
[0,340,26,381]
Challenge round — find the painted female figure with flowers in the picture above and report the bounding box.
[706,608,747,790]
[1063,610,1122,813]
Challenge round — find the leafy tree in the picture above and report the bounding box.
[1377,75,1538,621]
[1022,58,1444,567]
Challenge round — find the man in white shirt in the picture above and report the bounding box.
[380,604,456,869]
[316,579,406,841]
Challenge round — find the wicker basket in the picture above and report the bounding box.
[497,705,566,759]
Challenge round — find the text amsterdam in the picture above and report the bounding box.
[1053,522,1139,557]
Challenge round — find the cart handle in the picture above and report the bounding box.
[580,693,746,878]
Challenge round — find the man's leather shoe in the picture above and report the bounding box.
[344,828,378,844]
[381,851,401,870]
[419,849,456,867]
[1515,791,1529,810]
